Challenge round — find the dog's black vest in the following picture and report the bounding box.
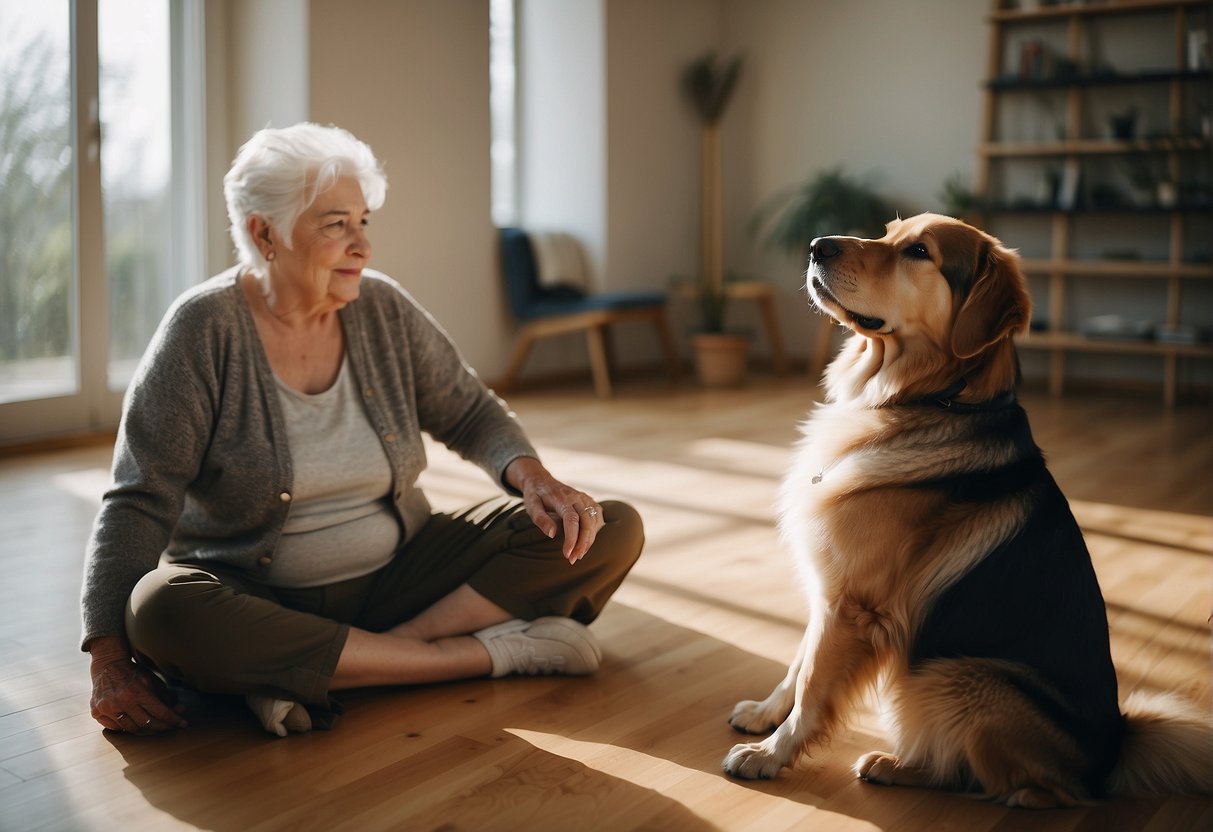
[910,404,1125,796]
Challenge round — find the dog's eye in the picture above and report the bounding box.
[903,243,931,260]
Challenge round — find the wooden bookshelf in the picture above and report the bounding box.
[976,0,1213,405]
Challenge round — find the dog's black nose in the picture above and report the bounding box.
[810,237,840,262]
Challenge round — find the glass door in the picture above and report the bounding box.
[0,0,199,443]
[100,0,175,390]
[0,2,78,414]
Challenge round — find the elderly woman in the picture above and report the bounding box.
[82,123,644,737]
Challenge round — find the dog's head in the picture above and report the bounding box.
[807,213,1031,406]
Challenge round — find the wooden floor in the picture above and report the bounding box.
[1,375,1210,831]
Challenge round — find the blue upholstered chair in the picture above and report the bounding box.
[497,227,680,397]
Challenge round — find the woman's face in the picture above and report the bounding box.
[271,175,372,309]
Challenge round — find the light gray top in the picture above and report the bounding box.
[81,267,537,647]
[268,355,399,588]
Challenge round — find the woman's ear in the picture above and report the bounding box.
[950,242,1032,360]
[248,215,274,259]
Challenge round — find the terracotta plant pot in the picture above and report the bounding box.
[690,332,750,387]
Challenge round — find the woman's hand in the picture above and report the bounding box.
[88,636,188,734]
[505,457,604,564]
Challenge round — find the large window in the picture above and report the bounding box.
[0,2,74,404]
[100,0,175,388]
[0,0,204,441]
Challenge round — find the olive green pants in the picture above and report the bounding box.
[125,498,643,711]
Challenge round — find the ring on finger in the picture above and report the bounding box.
[142,717,153,727]
[582,506,599,519]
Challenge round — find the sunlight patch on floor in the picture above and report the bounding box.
[505,728,880,830]
[613,580,804,666]
[680,437,793,479]
[537,444,780,522]
[51,468,110,506]
[1071,499,1213,553]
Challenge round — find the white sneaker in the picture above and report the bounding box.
[473,617,602,678]
[245,693,312,737]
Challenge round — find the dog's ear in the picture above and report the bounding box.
[935,225,987,295]
[950,242,1032,360]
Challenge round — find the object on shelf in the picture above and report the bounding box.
[1057,158,1080,210]
[1107,106,1139,141]
[1016,39,1079,82]
[1156,181,1178,208]
[1155,323,1210,346]
[1078,315,1153,341]
[1190,29,1210,71]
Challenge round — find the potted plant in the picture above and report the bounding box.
[937,171,982,218]
[681,51,748,387]
[750,166,893,256]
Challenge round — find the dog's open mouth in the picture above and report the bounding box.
[810,276,886,332]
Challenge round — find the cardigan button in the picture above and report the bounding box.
[279,491,291,502]
[258,556,272,567]
[384,433,396,443]
[365,387,375,397]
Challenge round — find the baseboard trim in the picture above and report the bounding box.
[0,431,117,458]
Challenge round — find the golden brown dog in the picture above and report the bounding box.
[721,213,1211,807]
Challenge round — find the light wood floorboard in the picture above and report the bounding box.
[0,377,1209,831]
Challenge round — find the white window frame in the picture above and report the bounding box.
[0,0,205,444]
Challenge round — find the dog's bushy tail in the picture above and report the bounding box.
[1106,690,1212,795]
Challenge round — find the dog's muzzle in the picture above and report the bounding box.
[807,238,886,332]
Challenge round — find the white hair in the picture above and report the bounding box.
[223,122,387,274]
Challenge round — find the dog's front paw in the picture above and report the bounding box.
[855,751,937,789]
[855,751,897,785]
[722,740,787,780]
[728,698,787,735]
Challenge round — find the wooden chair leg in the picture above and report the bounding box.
[653,309,682,384]
[602,325,617,380]
[499,328,538,394]
[584,325,613,398]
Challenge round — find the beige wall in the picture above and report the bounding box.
[308,0,508,376]
[204,0,310,277]
[228,0,309,145]
[605,0,721,288]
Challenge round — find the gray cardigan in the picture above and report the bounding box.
[81,267,537,648]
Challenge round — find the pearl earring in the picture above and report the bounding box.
[266,251,275,262]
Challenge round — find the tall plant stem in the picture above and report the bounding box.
[701,123,724,300]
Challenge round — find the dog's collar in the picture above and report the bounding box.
[916,379,1016,413]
